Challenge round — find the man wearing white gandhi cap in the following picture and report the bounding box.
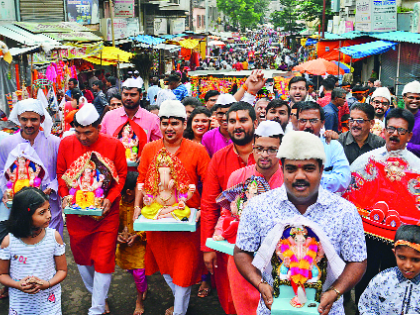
[234,131,367,315]
[133,99,211,315]
[56,102,127,315]
[0,98,64,235]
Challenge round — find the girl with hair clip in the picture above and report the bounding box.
[0,187,67,314]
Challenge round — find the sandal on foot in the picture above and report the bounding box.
[197,287,211,298]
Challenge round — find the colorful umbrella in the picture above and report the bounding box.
[293,58,345,75]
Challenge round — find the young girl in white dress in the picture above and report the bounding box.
[0,187,67,314]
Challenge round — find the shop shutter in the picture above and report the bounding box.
[20,0,65,22]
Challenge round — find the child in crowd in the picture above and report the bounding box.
[0,187,67,314]
[116,172,147,315]
[358,224,420,314]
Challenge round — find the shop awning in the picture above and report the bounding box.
[83,46,133,66]
[155,43,180,53]
[131,35,165,46]
[179,39,199,49]
[370,31,420,44]
[45,32,102,42]
[0,23,60,47]
[340,40,397,59]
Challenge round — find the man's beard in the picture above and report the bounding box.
[123,100,140,109]
[229,128,254,146]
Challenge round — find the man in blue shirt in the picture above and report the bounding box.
[296,101,351,192]
[324,88,347,133]
[65,78,79,101]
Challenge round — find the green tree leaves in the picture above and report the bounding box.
[217,0,269,30]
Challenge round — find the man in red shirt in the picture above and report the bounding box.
[201,102,258,314]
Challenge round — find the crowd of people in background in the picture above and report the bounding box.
[1,29,420,315]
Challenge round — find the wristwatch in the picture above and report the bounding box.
[327,286,342,302]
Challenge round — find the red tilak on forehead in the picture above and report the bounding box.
[236,112,239,120]
[168,118,171,124]
[297,164,302,168]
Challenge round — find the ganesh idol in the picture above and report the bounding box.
[138,148,196,220]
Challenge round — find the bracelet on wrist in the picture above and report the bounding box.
[328,286,342,301]
[134,206,141,209]
[257,278,268,292]
[242,84,248,92]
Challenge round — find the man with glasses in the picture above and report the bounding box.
[345,108,420,304]
[370,87,392,123]
[338,103,385,164]
[324,88,347,133]
[201,102,257,314]
[296,101,351,192]
[402,81,420,157]
[204,90,220,110]
[221,120,284,314]
[201,94,235,157]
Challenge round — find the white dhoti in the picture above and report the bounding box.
[163,274,192,315]
[77,264,112,315]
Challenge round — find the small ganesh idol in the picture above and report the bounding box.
[61,151,119,211]
[213,176,271,243]
[3,143,47,202]
[138,148,196,220]
[270,225,327,311]
[114,121,147,165]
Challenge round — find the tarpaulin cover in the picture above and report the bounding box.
[179,39,199,49]
[83,46,133,65]
[340,40,397,59]
[130,35,165,46]
[317,38,372,63]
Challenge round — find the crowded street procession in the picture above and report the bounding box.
[1,1,420,314]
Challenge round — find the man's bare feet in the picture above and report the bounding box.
[134,293,145,315]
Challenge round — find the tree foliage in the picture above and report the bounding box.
[217,0,269,30]
[294,0,333,23]
[271,0,333,32]
[270,0,302,33]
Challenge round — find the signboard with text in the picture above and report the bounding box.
[0,0,16,21]
[356,0,397,32]
[114,0,135,18]
[67,0,99,25]
[102,18,140,40]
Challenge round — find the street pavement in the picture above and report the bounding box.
[0,228,358,315]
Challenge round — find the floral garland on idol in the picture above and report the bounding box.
[190,76,247,100]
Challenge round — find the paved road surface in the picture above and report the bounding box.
[0,228,358,314]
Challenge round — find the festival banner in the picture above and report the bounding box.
[31,42,103,64]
